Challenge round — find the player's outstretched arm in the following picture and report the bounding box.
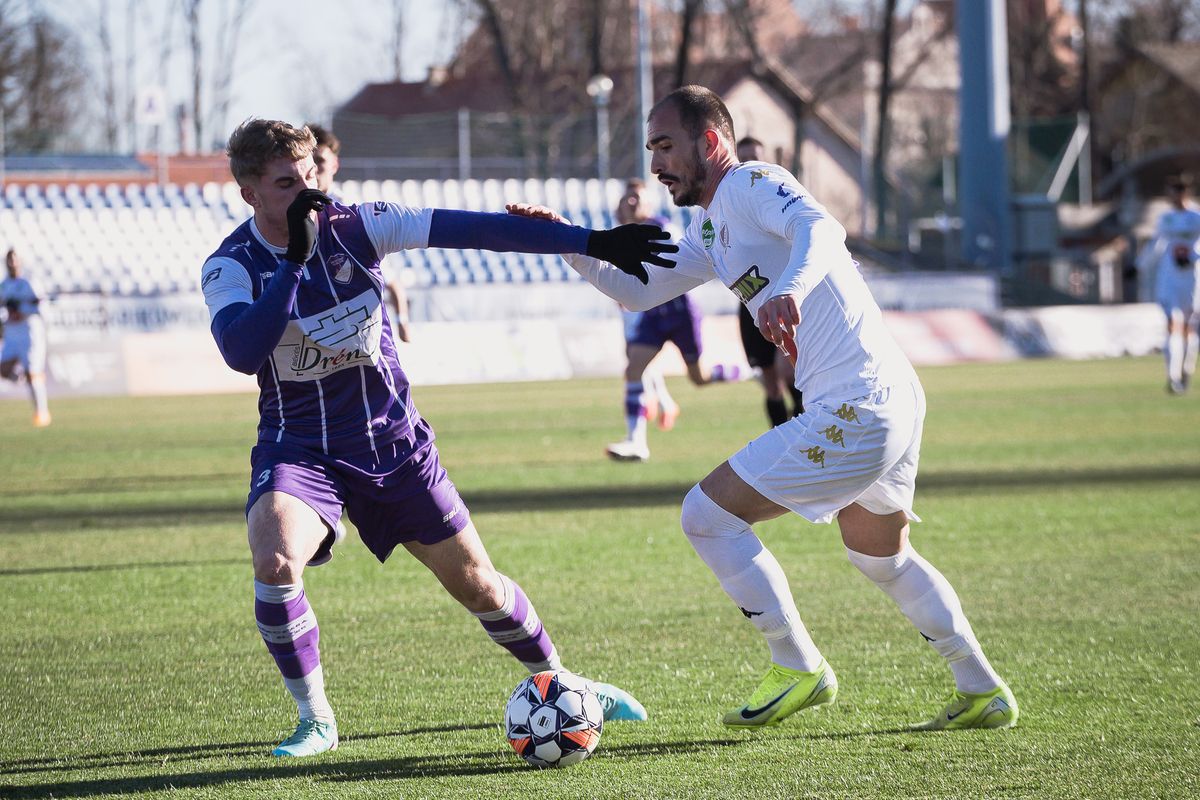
[507,202,710,310]
[207,190,331,374]
[425,209,677,280]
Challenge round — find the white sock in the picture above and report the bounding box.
[846,546,1002,694]
[1167,330,1184,384]
[29,375,49,415]
[681,485,823,671]
[645,367,676,411]
[1185,331,1199,382]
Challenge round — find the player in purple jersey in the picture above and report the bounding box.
[309,123,412,344]
[201,119,671,757]
[606,179,743,463]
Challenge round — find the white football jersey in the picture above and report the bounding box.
[565,161,917,403]
[1149,206,1200,305]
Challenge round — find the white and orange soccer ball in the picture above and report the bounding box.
[504,670,603,768]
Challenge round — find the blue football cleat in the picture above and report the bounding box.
[590,681,648,722]
[272,718,338,757]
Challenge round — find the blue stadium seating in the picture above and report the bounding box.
[0,178,684,296]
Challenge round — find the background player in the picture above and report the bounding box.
[606,178,743,463]
[308,123,411,343]
[201,119,669,757]
[511,85,1016,732]
[611,178,680,458]
[734,136,805,426]
[0,248,52,427]
[1138,174,1200,394]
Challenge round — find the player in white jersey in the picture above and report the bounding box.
[511,85,1016,731]
[1138,176,1200,393]
[0,248,51,427]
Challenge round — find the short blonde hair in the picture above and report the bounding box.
[227,119,316,184]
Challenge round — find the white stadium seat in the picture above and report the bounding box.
[9,177,621,296]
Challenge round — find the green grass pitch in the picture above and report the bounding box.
[1,355,1198,799]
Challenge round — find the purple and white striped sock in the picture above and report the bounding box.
[474,574,563,673]
[254,580,334,724]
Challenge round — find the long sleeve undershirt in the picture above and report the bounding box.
[210,209,594,374]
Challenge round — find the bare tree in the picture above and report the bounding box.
[673,0,705,88]
[0,4,89,152]
[183,0,202,152]
[873,0,897,237]
[97,0,120,150]
[207,0,254,148]
[391,0,405,81]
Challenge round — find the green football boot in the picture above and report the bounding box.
[916,684,1018,731]
[272,718,339,757]
[722,660,838,728]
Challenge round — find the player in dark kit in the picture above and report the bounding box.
[201,119,672,757]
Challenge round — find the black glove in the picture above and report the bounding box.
[586,224,679,284]
[284,188,332,264]
[1174,244,1192,268]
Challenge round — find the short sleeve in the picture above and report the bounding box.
[358,202,434,256]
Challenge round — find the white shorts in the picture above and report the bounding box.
[729,380,925,525]
[0,317,47,374]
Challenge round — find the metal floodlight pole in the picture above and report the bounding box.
[587,75,614,182]
[458,107,471,181]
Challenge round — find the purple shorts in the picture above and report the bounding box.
[245,418,470,562]
[627,295,703,362]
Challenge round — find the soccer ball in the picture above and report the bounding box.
[504,670,603,768]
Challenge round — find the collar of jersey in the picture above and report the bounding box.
[249,218,289,255]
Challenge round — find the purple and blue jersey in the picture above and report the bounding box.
[202,202,594,458]
[201,201,429,457]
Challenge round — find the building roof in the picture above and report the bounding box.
[1137,41,1200,97]
[339,60,759,121]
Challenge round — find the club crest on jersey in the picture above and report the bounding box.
[701,219,716,249]
[731,265,769,303]
[329,253,353,284]
[750,168,771,187]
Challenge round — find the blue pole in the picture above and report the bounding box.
[957,0,1011,272]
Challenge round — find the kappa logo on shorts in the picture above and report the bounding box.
[833,403,860,423]
[818,424,845,447]
[802,446,826,468]
[256,469,271,487]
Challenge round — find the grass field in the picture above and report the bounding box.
[1,356,1198,799]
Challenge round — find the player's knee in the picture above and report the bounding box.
[449,564,504,614]
[845,545,911,583]
[251,548,297,584]
[681,484,748,540]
